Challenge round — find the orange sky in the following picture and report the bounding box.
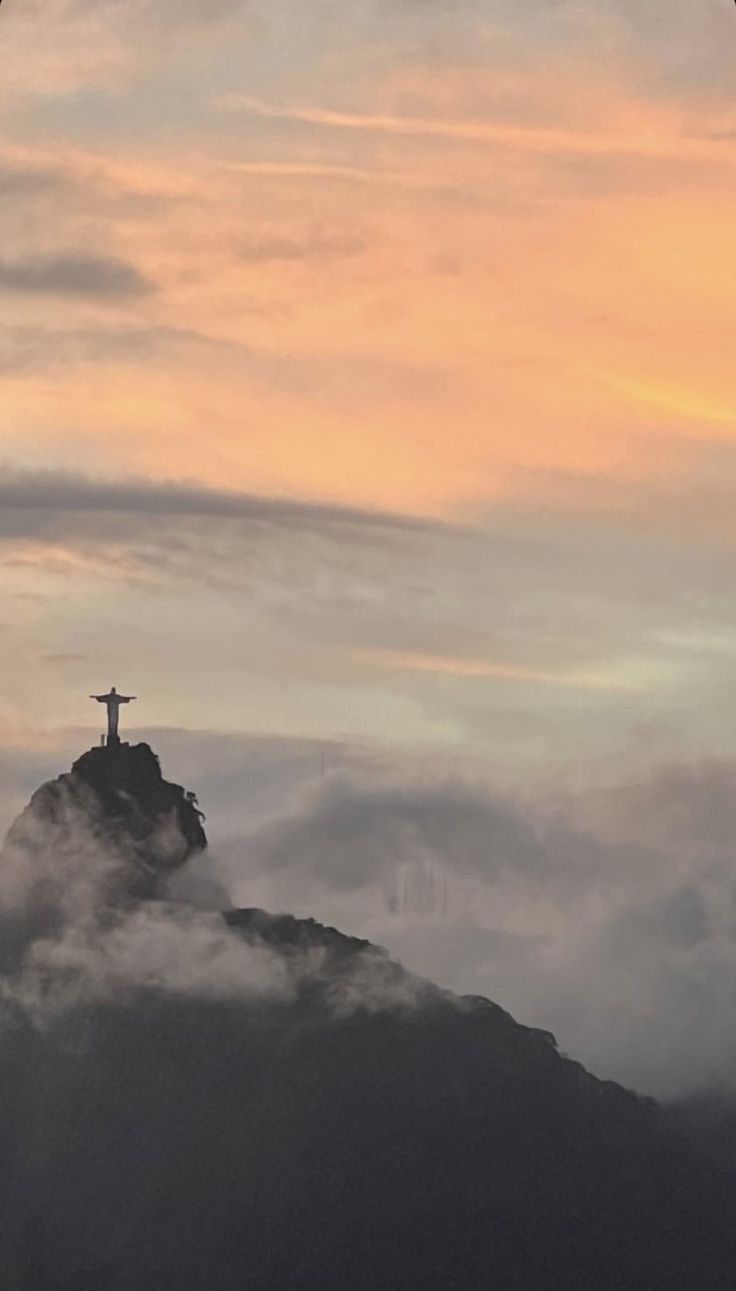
[2,0,736,771]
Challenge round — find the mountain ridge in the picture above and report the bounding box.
[0,741,735,1289]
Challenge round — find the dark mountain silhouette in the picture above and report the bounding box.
[71,741,207,860]
[0,742,735,1290]
[4,739,206,903]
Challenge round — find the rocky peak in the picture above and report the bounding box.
[2,741,207,922]
[71,741,207,868]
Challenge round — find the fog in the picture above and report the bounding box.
[196,749,736,1101]
[0,764,438,1027]
[3,731,736,1099]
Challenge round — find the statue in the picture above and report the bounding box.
[90,686,136,746]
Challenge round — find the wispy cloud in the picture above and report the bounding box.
[0,161,67,196]
[220,95,733,163]
[0,470,463,536]
[4,0,736,787]
[237,230,366,263]
[591,368,736,427]
[356,648,628,692]
[0,253,153,298]
[225,759,736,1098]
[38,652,88,666]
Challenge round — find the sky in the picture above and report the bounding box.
[3,0,736,1096]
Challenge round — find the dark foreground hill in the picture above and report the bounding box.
[0,743,734,1291]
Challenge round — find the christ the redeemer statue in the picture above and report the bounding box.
[90,686,136,746]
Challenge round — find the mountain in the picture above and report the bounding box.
[6,740,207,891]
[0,742,734,1290]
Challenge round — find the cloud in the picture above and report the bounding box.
[237,230,366,262]
[355,647,628,692]
[0,768,439,1025]
[3,456,736,767]
[39,652,88,666]
[0,253,153,299]
[0,322,250,378]
[7,900,299,1017]
[205,760,736,1101]
[242,773,546,894]
[6,726,736,1101]
[0,470,460,539]
[220,94,731,164]
[0,162,67,197]
[0,0,259,99]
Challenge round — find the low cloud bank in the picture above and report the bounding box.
[0,774,435,1027]
[216,762,736,1100]
[0,252,152,298]
[5,744,736,1100]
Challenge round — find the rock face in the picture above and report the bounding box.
[0,746,735,1290]
[0,742,208,975]
[4,741,207,902]
[71,742,207,872]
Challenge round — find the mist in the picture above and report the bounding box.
[196,755,736,1101]
[0,767,437,1029]
[3,729,736,1100]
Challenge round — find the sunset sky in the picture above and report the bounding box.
[5,1,736,1092]
[2,0,736,780]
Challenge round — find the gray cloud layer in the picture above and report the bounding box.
[3,725,736,1100]
[0,253,153,298]
[4,457,736,775]
[0,163,67,197]
[237,230,366,262]
[0,757,436,1025]
[0,469,458,537]
[211,754,736,1101]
